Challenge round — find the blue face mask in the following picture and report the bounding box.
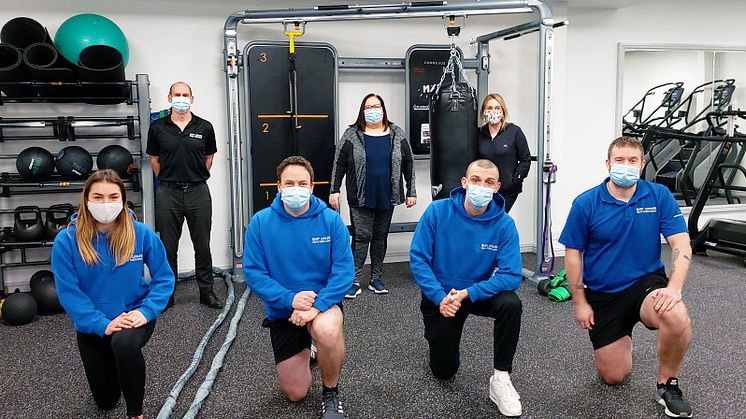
[170,96,192,114]
[466,184,495,209]
[609,164,640,187]
[364,108,383,124]
[281,186,311,211]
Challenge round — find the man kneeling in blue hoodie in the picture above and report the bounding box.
[243,156,353,419]
[410,159,524,417]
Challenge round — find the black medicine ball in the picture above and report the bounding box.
[55,146,93,180]
[97,145,134,179]
[1,291,37,326]
[29,271,64,315]
[16,147,55,180]
[29,269,54,291]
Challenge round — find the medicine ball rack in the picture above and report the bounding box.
[0,74,154,292]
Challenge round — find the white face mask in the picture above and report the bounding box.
[87,201,123,224]
[170,96,192,114]
[483,110,504,125]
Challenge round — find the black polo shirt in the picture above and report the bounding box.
[146,113,218,182]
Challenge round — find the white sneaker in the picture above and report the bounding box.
[489,374,522,417]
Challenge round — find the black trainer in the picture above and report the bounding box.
[321,388,345,419]
[656,377,693,418]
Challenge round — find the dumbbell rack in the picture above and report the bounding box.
[0,74,154,292]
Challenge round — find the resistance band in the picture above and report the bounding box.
[539,161,557,274]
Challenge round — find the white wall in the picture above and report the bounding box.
[1,1,552,288]
[6,0,744,289]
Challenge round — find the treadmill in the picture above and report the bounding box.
[688,110,746,267]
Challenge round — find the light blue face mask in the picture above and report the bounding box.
[609,164,641,187]
[364,108,383,124]
[281,186,311,211]
[170,96,192,114]
[466,184,495,209]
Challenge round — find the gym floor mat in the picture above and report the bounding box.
[0,249,743,418]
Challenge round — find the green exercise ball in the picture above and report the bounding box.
[53,13,129,67]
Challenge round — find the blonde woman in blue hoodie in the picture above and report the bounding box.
[51,169,174,419]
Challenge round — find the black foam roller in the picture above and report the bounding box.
[0,17,50,49]
[78,45,126,104]
[429,80,479,200]
[0,43,31,97]
[23,42,78,100]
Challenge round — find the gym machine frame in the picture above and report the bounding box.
[223,1,560,282]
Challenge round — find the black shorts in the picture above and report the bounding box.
[262,303,343,364]
[585,269,668,350]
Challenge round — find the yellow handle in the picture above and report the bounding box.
[285,24,303,54]
[287,33,297,54]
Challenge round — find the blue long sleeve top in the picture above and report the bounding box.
[410,187,523,305]
[52,213,175,336]
[243,194,354,321]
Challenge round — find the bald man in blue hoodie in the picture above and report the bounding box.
[243,156,353,419]
[410,159,524,417]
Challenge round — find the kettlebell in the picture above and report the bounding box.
[46,203,74,238]
[14,206,45,241]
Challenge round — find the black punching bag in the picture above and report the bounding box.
[429,77,479,200]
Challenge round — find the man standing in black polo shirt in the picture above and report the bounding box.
[146,81,223,309]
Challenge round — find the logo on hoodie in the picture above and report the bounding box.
[480,243,499,252]
[129,254,143,262]
[312,236,331,244]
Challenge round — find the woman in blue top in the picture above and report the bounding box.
[330,93,417,298]
[51,169,174,419]
[478,93,532,213]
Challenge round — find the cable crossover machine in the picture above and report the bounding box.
[222,1,566,284]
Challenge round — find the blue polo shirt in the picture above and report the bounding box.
[559,179,687,293]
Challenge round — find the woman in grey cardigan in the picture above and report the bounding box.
[329,93,417,298]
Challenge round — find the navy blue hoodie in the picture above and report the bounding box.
[243,194,354,321]
[52,212,174,336]
[410,187,522,305]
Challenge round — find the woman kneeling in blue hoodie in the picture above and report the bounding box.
[52,169,174,419]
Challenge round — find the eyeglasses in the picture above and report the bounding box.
[364,104,382,110]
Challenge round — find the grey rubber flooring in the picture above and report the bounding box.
[0,249,744,418]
